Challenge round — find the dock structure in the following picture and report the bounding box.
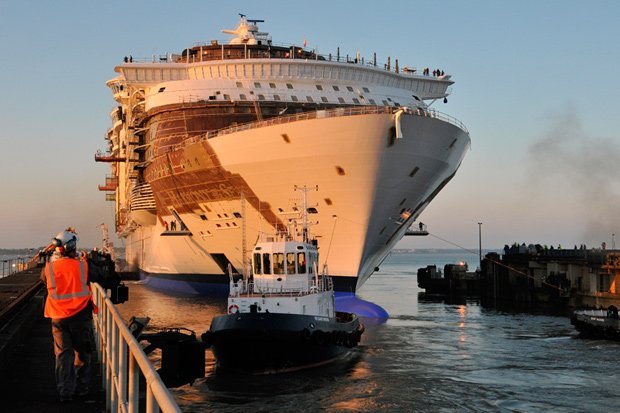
[480,246,620,313]
[0,267,105,412]
[0,265,181,412]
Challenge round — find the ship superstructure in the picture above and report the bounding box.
[97,16,471,294]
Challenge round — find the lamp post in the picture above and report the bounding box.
[478,222,483,270]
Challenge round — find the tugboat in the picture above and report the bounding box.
[571,305,620,340]
[201,187,364,374]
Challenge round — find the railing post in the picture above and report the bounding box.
[146,385,159,413]
[128,354,139,413]
[111,323,119,412]
[119,338,128,411]
[105,305,112,411]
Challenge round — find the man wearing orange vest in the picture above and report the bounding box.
[41,228,97,403]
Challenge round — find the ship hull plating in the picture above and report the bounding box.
[124,110,470,293]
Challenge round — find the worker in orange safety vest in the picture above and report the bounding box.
[41,228,97,403]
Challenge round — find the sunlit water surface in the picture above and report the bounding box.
[116,252,620,412]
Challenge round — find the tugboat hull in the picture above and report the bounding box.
[202,312,363,374]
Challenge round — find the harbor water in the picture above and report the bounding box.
[116,251,620,412]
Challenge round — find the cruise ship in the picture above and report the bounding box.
[96,16,470,295]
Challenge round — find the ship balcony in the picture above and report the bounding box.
[98,175,118,191]
[95,149,126,163]
[405,223,429,236]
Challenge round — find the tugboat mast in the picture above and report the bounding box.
[294,185,318,243]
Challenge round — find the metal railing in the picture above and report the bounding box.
[92,283,181,413]
[188,105,467,145]
[1,257,38,278]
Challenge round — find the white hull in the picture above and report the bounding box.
[123,111,469,291]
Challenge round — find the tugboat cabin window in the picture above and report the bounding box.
[262,253,271,274]
[253,253,262,274]
[286,253,296,274]
[273,253,285,275]
[297,252,306,274]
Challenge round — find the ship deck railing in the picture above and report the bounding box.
[123,40,447,79]
[92,283,181,413]
[174,106,466,150]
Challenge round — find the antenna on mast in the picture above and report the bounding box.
[294,185,319,243]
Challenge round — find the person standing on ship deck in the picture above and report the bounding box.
[40,228,98,402]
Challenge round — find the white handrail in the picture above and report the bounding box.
[92,283,181,413]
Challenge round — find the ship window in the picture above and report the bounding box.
[306,96,313,102]
[233,212,242,218]
[286,83,294,89]
[253,253,262,274]
[324,198,333,206]
[337,97,345,103]
[200,214,208,221]
[412,95,420,101]
[273,253,285,275]
[352,98,360,104]
[286,253,296,274]
[269,82,276,88]
[291,95,299,102]
[158,87,166,93]
[409,166,420,177]
[297,252,306,274]
[223,94,230,100]
[399,198,407,206]
[387,97,392,101]
[346,86,354,92]
[394,102,400,106]
[363,87,370,93]
[239,94,247,100]
[258,94,266,100]
[332,85,340,91]
[315,84,323,90]
[307,207,318,214]
[263,253,271,274]
[236,81,243,88]
[335,166,345,175]
[274,94,281,101]
[254,82,261,88]
[382,100,389,105]
[369,99,376,105]
[321,96,328,103]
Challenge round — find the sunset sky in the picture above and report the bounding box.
[0,0,618,250]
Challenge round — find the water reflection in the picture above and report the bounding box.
[115,253,620,412]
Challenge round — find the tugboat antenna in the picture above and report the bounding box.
[294,185,318,243]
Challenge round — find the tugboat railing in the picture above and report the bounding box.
[91,283,181,413]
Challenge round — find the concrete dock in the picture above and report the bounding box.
[0,268,105,412]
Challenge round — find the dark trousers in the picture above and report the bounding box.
[51,306,95,398]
